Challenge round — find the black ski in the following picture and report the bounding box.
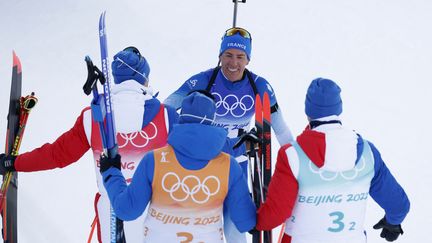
[1,52,37,243]
[2,51,22,243]
[262,92,272,243]
[251,94,264,243]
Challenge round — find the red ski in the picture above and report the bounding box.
[252,92,272,243]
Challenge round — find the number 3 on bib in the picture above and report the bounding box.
[327,211,356,233]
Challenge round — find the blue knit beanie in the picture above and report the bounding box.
[305,78,343,119]
[219,32,252,60]
[111,47,150,85]
[179,92,216,125]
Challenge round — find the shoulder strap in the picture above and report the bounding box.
[245,69,258,95]
[246,70,280,113]
[205,66,221,92]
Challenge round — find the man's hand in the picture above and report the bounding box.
[0,153,16,175]
[233,128,261,152]
[99,154,121,173]
[373,217,404,242]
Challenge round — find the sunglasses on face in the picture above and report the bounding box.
[224,27,252,39]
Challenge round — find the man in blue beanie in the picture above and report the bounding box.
[164,27,294,242]
[112,46,150,85]
[256,78,410,243]
[99,91,257,242]
[0,46,180,243]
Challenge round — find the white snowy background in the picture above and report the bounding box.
[0,0,430,242]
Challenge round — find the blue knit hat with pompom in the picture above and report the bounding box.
[305,78,343,119]
[111,46,150,85]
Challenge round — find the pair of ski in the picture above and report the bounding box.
[1,52,38,243]
[83,12,125,243]
[248,92,272,243]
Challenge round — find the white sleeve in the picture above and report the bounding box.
[82,109,93,146]
[271,109,294,146]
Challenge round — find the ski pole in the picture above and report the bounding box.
[83,55,109,154]
[254,151,265,204]
[232,0,246,27]
[244,142,262,243]
[87,215,98,243]
[277,224,286,243]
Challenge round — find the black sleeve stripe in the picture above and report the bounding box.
[271,103,279,113]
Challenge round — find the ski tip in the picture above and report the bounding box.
[99,11,106,32]
[263,92,270,101]
[12,50,22,73]
[263,92,270,107]
[255,94,263,122]
[99,11,106,20]
[255,93,262,103]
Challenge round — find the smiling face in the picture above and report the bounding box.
[219,48,250,82]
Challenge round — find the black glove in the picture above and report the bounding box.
[373,217,404,242]
[99,154,121,173]
[0,153,17,175]
[83,56,105,96]
[233,128,261,151]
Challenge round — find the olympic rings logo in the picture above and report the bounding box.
[117,122,158,148]
[161,172,220,204]
[212,92,254,118]
[309,157,366,181]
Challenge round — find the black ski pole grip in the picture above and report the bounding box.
[83,56,106,95]
[83,56,97,95]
